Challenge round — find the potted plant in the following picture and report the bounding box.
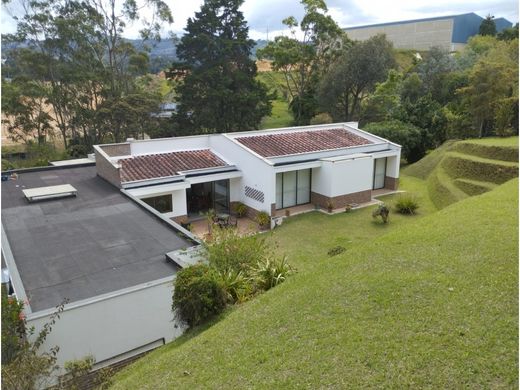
[326,200,334,213]
[234,202,247,218]
[345,204,352,213]
[256,211,271,230]
[285,209,291,217]
[179,217,191,231]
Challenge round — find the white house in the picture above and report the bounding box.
[1,122,400,378]
[94,122,401,220]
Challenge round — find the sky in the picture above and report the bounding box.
[1,0,518,40]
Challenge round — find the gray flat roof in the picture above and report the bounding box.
[1,166,194,312]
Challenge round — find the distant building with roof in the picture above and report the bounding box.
[344,13,513,52]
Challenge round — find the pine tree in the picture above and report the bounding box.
[172,0,272,134]
[479,15,497,36]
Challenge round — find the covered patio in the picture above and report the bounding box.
[184,216,261,239]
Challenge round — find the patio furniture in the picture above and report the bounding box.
[216,213,230,227]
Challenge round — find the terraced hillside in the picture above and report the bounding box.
[404,137,518,209]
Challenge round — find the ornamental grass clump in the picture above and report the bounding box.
[394,194,420,215]
[251,256,293,291]
[372,203,390,223]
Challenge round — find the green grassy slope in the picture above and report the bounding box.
[404,137,518,209]
[257,71,294,129]
[260,99,293,130]
[111,179,518,389]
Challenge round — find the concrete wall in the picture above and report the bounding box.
[130,135,211,155]
[311,156,373,198]
[26,276,184,372]
[385,154,400,178]
[94,149,121,188]
[99,143,130,157]
[345,18,455,51]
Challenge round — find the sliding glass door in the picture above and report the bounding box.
[187,180,229,217]
[275,169,311,209]
[373,158,387,189]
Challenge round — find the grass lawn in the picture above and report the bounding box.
[111,176,518,389]
[260,99,293,130]
[462,136,519,147]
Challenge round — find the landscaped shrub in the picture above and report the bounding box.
[372,203,390,223]
[327,246,346,257]
[252,256,292,291]
[205,227,268,273]
[255,211,271,229]
[394,194,420,215]
[233,202,247,218]
[1,285,26,364]
[172,264,227,327]
[310,112,333,125]
[217,269,252,304]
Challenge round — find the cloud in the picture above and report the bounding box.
[1,0,517,39]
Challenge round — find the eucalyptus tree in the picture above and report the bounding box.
[317,34,395,122]
[257,0,344,124]
[2,0,172,148]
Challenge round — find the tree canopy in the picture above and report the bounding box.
[172,0,272,134]
[317,34,395,121]
[479,14,497,36]
[257,0,344,125]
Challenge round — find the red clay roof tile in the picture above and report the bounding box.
[235,128,372,158]
[120,149,227,183]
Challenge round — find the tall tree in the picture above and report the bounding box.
[317,34,395,121]
[172,0,272,134]
[459,39,518,137]
[479,14,497,36]
[2,0,172,148]
[257,0,344,125]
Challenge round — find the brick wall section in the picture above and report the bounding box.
[385,176,399,190]
[311,190,372,209]
[95,150,121,188]
[99,143,131,157]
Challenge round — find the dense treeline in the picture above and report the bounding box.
[1,0,518,166]
[259,0,518,162]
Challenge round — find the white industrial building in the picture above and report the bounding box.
[344,13,513,51]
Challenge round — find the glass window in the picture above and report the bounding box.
[297,169,311,204]
[142,194,173,213]
[275,169,311,209]
[373,158,386,189]
[283,171,297,208]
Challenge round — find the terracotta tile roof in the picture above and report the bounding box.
[235,128,373,158]
[119,149,227,182]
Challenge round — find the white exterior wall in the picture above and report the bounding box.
[129,135,211,155]
[386,154,401,178]
[26,277,184,372]
[345,18,454,51]
[127,183,190,218]
[229,177,241,202]
[171,190,187,217]
[312,157,373,197]
[209,136,274,214]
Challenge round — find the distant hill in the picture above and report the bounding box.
[1,38,269,73]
